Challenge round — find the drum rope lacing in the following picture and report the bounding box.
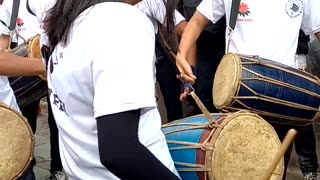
[220,57,319,125]
[162,115,226,173]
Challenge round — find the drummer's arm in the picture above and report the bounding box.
[0,34,10,50]
[178,11,208,60]
[176,20,197,67]
[0,52,45,76]
[0,32,45,76]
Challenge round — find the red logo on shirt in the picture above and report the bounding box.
[239,3,251,17]
[237,2,253,22]
[17,17,24,27]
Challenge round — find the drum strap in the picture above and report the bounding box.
[9,0,21,31]
[229,0,241,31]
[226,0,241,52]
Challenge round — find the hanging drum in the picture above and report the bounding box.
[213,53,320,126]
[162,111,284,180]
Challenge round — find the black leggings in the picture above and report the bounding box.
[96,109,179,180]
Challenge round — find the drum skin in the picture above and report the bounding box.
[0,102,34,180]
[213,53,320,126]
[162,112,284,180]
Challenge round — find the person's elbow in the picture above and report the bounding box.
[190,11,210,31]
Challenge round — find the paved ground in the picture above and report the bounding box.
[33,96,320,180]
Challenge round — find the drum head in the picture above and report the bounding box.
[28,34,42,58]
[209,112,284,180]
[0,103,34,179]
[213,53,242,109]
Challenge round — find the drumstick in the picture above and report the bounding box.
[189,91,220,128]
[168,51,220,128]
[260,129,297,180]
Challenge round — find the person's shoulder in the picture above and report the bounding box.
[1,0,13,12]
[90,3,152,25]
[94,2,146,16]
[27,0,55,19]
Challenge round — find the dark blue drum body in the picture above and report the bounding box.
[213,53,320,126]
[9,76,47,108]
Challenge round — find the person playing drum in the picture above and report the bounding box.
[0,0,46,179]
[135,0,197,122]
[176,0,320,179]
[28,0,181,179]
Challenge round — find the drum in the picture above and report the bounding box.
[213,53,320,126]
[9,34,47,108]
[162,111,284,180]
[0,102,34,179]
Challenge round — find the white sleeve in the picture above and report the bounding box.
[141,0,185,26]
[197,0,225,24]
[174,10,185,26]
[27,0,54,46]
[27,0,55,23]
[301,0,320,35]
[0,0,13,35]
[92,8,156,118]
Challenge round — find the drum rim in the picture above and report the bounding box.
[213,53,242,109]
[28,34,42,58]
[207,111,284,180]
[0,102,35,179]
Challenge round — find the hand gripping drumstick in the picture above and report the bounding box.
[260,129,297,180]
[168,51,221,128]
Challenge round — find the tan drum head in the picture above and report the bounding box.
[213,53,242,109]
[209,112,284,180]
[0,103,34,179]
[28,34,42,59]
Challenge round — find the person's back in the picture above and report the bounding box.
[47,2,178,179]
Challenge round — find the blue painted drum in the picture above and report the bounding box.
[162,111,284,180]
[213,53,320,126]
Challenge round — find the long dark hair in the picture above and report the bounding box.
[155,0,180,53]
[45,0,179,51]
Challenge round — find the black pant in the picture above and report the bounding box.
[20,100,40,134]
[47,95,63,174]
[270,122,319,179]
[18,100,40,180]
[295,124,319,174]
[18,165,36,180]
[155,34,183,122]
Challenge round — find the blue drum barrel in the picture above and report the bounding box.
[213,53,320,126]
[162,112,284,180]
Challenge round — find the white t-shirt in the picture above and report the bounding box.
[136,0,185,34]
[46,2,178,179]
[0,76,20,113]
[0,0,41,44]
[135,0,185,80]
[27,0,55,47]
[197,0,320,67]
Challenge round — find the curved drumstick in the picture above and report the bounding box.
[261,129,298,180]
